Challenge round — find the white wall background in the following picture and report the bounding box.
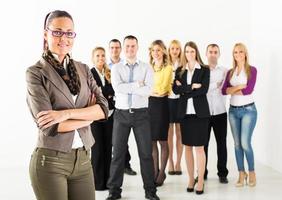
[0,0,281,184]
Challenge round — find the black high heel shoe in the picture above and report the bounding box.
[195,183,204,195]
[186,179,197,192]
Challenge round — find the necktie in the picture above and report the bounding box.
[128,64,134,108]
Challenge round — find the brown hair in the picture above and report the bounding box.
[179,41,206,77]
[149,40,169,70]
[206,43,220,53]
[92,47,111,83]
[43,10,73,51]
[229,43,251,80]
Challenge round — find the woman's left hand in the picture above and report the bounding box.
[36,110,70,129]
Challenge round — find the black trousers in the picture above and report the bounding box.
[91,114,113,190]
[125,145,132,169]
[204,112,229,178]
[107,109,156,194]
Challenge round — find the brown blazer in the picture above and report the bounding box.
[26,58,109,152]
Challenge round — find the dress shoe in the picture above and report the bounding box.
[195,183,204,195]
[124,167,137,175]
[219,177,229,184]
[174,171,182,175]
[168,170,175,175]
[248,171,256,187]
[236,171,248,187]
[186,179,197,192]
[145,192,160,200]
[105,193,121,200]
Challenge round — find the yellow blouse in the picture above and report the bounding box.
[152,64,173,96]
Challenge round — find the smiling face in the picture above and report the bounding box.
[44,17,74,59]
[233,45,246,64]
[151,45,164,63]
[206,46,220,65]
[123,39,138,60]
[92,49,106,69]
[169,43,181,60]
[184,46,196,62]
[109,41,121,59]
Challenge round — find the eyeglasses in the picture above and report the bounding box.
[46,27,76,38]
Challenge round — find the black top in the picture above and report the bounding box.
[172,65,210,119]
[91,67,115,110]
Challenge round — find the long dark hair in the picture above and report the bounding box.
[43,10,73,51]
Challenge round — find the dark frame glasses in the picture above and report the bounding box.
[46,27,76,38]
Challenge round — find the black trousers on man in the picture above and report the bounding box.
[204,112,229,178]
[107,108,156,195]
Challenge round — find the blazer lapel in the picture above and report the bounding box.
[39,58,75,107]
[75,62,89,108]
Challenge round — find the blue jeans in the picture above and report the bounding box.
[229,103,257,171]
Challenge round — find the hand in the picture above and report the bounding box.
[36,110,70,130]
[192,83,202,89]
[88,93,96,106]
[237,84,247,90]
[175,80,182,86]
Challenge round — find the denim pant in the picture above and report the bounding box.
[228,103,257,171]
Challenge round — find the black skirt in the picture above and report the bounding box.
[168,98,180,123]
[180,115,209,146]
[149,96,169,141]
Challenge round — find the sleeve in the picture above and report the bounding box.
[111,64,140,94]
[221,70,231,95]
[155,65,173,95]
[132,65,153,96]
[86,65,109,119]
[187,67,210,98]
[241,67,257,95]
[172,69,193,94]
[26,67,59,136]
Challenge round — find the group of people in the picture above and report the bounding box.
[26,10,258,200]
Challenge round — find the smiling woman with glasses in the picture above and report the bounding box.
[26,10,109,200]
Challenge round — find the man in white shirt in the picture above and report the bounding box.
[106,35,159,200]
[205,44,229,183]
[108,39,137,176]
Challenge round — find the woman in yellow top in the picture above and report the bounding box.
[148,40,173,187]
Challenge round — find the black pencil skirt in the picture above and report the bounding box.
[168,98,180,123]
[180,114,209,146]
[149,96,170,141]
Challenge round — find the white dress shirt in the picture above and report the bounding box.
[53,53,84,148]
[230,67,254,106]
[111,59,153,109]
[186,62,201,115]
[207,65,227,115]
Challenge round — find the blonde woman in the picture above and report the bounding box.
[167,40,183,175]
[222,43,257,187]
[149,40,173,186]
[90,47,115,191]
[173,41,210,195]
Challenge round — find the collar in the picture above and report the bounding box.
[186,62,201,70]
[94,65,105,76]
[123,59,140,67]
[52,53,70,68]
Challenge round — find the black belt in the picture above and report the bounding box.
[117,108,147,113]
[230,102,254,108]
